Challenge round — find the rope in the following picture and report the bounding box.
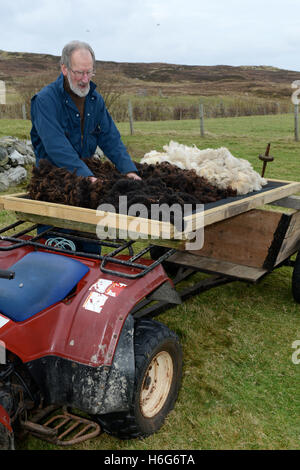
[45,237,76,251]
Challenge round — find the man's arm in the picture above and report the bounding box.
[96,103,139,175]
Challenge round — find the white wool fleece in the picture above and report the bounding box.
[141,141,267,195]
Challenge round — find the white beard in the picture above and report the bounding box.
[67,71,90,97]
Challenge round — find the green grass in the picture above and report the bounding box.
[0,119,32,140]
[1,113,300,450]
[117,114,300,182]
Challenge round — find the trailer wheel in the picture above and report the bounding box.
[292,251,300,303]
[97,318,182,439]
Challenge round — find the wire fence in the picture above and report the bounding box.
[0,96,298,141]
[0,102,30,119]
[0,98,293,120]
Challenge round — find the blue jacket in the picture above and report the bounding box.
[30,73,137,177]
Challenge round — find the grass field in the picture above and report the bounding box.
[0,113,299,450]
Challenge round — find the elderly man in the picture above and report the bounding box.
[30,40,140,181]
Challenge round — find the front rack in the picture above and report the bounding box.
[0,221,176,279]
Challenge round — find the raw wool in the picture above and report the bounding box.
[27,158,238,231]
[28,158,237,210]
[141,141,267,195]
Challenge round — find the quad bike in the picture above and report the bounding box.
[0,222,183,449]
[1,200,300,449]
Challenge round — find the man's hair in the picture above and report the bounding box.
[60,40,96,68]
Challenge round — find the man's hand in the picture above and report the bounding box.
[89,176,97,183]
[126,172,142,180]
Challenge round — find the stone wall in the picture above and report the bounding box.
[0,136,35,191]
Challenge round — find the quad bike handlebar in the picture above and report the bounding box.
[0,269,15,280]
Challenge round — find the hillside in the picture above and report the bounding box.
[1,49,300,101]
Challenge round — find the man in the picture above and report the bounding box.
[30,40,140,182]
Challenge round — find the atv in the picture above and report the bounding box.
[0,222,183,449]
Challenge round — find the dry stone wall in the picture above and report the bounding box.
[0,136,35,191]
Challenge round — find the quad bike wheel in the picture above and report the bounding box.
[97,318,182,439]
[292,251,300,303]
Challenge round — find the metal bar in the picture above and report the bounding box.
[71,424,91,439]
[0,236,104,259]
[130,267,196,315]
[45,230,122,249]
[12,224,39,238]
[105,239,136,256]
[45,415,70,430]
[133,274,234,318]
[21,420,58,437]
[100,247,177,279]
[172,267,196,285]
[0,220,25,234]
[179,275,234,302]
[0,221,175,279]
[57,421,80,440]
[129,244,153,261]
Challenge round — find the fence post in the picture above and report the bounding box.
[294,104,299,142]
[199,102,205,137]
[128,100,134,135]
[0,81,6,105]
[22,103,27,120]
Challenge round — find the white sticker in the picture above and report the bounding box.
[104,281,127,297]
[83,279,128,314]
[89,278,127,297]
[89,279,114,294]
[83,291,108,313]
[0,315,9,328]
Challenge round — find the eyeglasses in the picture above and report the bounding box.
[69,68,95,78]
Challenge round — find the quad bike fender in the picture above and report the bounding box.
[98,313,135,414]
[26,314,135,415]
[62,264,171,368]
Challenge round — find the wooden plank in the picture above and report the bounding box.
[1,194,176,239]
[15,211,99,235]
[187,209,284,268]
[275,236,300,266]
[270,195,300,210]
[167,251,268,282]
[183,179,300,229]
[274,210,300,266]
[284,210,300,236]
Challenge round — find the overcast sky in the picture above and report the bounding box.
[1,0,300,71]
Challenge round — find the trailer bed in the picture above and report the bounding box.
[0,180,299,287]
[0,179,299,242]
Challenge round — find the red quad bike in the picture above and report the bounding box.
[0,222,184,449]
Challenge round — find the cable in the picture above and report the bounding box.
[45,237,76,251]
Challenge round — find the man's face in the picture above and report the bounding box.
[61,48,94,97]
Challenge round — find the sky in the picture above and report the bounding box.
[1,0,300,71]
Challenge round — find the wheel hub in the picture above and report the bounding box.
[140,351,173,418]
